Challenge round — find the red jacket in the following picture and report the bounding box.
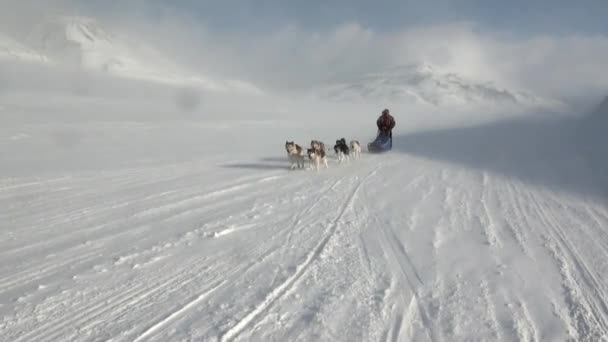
[377,113,396,133]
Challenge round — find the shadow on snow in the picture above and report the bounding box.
[391,103,608,201]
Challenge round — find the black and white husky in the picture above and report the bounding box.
[285,141,305,170]
[350,140,362,160]
[334,138,350,163]
[307,147,329,171]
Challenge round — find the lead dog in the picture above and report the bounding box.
[285,141,306,170]
[350,140,362,160]
[307,146,329,171]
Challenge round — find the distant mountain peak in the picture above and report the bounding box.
[318,63,551,107]
[0,15,263,95]
[0,33,48,63]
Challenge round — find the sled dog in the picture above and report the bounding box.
[350,140,362,159]
[307,147,329,171]
[334,138,350,163]
[311,140,327,153]
[285,141,306,170]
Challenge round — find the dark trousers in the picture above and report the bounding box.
[378,130,392,138]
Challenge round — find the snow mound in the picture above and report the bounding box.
[0,33,48,63]
[3,15,262,95]
[318,64,551,107]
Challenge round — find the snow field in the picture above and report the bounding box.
[2,119,608,341]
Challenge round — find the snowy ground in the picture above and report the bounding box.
[2,110,608,342]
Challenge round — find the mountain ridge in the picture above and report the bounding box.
[317,63,555,108]
[1,15,262,95]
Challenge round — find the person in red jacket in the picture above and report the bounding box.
[376,108,396,138]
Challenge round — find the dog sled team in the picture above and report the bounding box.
[285,108,396,171]
[285,139,362,171]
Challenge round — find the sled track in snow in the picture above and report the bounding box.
[126,176,349,341]
[5,173,304,342]
[132,280,226,342]
[220,168,379,342]
[373,210,434,342]
[0,174,286,293]
[524,189,608,340]
[5,138,608,342]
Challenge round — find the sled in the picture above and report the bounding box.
[367,132,392,153]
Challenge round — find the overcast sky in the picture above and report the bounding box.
[80,0,608,35]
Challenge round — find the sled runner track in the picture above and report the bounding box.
[11,241,274,342]
[132,280,226,342]
[387,310,405,342]
[0,176,72,192]
[0,170,205,224]
[12,261,217,342]
[480,172,502,248]
[219,168,378,342]
[281,177,346,249]
[1,170,192,222]
[114,178,343,340]
[9,195,299,342]
[3,172,308,299]
[525,189,608,338]
[0,248,100,293]
[372,210,434,342]
[503,181,608,340]
[3,173,284,243]
[1,174,286,263]
[501,291,541,342]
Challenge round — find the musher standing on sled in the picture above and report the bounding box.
[377,108,396,138]
[368,108,396,152]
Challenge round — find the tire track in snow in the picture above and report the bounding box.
[219,168,378,342]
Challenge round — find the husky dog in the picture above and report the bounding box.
[285,141,305,170]
[307,147,329,171]
[310,140,326,153]
[350,140,362,160]
[334,138,350,164]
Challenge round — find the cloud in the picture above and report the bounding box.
[0,0,76,37]
[1,0,607,109]
[121,15,607,103]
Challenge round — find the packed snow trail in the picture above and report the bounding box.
[2,127,608,341]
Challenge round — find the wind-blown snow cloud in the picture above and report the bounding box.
[1,0,607,107]
[124,18,608,103]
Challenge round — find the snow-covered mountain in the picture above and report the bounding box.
[318,64,550,107]
[0,33,48,63]
[2,16,262,94]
